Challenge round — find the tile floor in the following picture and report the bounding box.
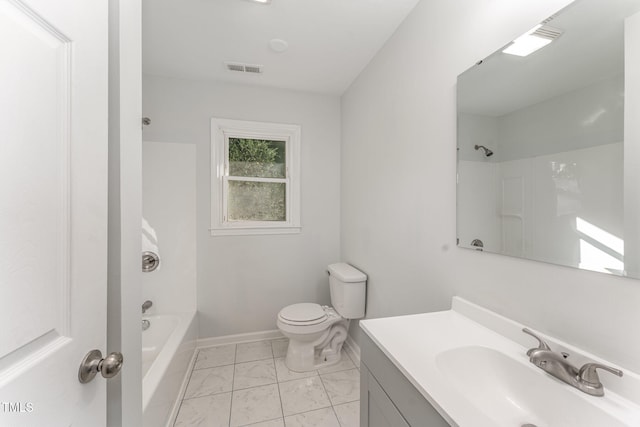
[174,338,360,427]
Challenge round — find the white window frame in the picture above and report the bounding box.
[210,118,301,236]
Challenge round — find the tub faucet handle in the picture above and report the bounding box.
[142,300,153,314]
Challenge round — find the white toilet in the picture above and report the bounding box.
[276,262,367,372]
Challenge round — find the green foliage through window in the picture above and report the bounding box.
[227,138,287,221]
[229,138,285,178]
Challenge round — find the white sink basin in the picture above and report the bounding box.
[436,346,627,427]
[360,298,640,427]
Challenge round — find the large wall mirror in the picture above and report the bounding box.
[457,0,640,278]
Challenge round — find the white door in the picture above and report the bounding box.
[0,0,110,425]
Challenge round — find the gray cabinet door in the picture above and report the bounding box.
[360,333,451,427]
[362,366,410,427]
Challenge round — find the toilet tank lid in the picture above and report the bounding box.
[328,263,367,283]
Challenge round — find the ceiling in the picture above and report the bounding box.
[142,0,420,95]
[458,0,640,117]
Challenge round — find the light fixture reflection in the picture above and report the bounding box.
[503,24,554,57]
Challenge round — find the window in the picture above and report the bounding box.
[211,118,301,236]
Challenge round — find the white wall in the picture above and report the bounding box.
[341,0,640,373]
[142,141,196,314]
[497,74,624,161]
[142,75,341,338]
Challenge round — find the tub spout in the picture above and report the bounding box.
[142,319,151,331]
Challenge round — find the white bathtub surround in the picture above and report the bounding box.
[141,217,161,268]
[142,312,198,427]
[142,140,198,426]
[360,298,640,427]
[142,314,180,377]
[173,339,360,426]
[142,141,196,314]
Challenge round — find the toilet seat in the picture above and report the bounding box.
[279,303,327,325]
[277,304,343,335]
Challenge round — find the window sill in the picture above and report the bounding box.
[209,226,301,237]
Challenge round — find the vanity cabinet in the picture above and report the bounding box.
[360,333,450,427]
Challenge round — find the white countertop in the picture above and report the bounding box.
[359,297,640,427]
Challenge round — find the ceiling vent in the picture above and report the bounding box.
[225,62,263,74]
[532,25,563,41]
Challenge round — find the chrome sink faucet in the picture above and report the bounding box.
[523,328,623,397]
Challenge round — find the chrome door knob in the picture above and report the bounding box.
[100,352,124,378]
[78,349,124,384]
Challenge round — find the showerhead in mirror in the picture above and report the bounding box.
[474,144,494,157]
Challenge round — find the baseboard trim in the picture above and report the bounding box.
[197,329,285,349]
[165,349,198,427]
[344,334,361,367]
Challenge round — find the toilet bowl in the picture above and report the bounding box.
[276,263,367,372]
[277,303,349,372]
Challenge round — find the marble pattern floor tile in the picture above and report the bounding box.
[194,344,236,370]
[284,407,342,427]
[343,346,360,369]
[243,419,285,427]
[274,357,318,382]
[174,393,232,427]
[174,339,362,427]
[333,401,360,427]
[184,365,234,399]
[283,407,341,427]
[278,376,331,416]
[320,369,360,405]
[317,353,355,375]
[230,384,283,427]
[234,359,277,390]
[271,339,289,358]
[236,340,274,363]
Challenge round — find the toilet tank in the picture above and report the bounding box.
[328,263,367,319]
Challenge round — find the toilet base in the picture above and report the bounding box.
[283,320,349,372]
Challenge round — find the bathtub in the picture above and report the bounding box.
[142,312,198,427]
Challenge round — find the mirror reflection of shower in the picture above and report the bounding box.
[474,144,494,157]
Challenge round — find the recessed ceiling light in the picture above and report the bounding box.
[247,0,271,4]
[502,24,561,57]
